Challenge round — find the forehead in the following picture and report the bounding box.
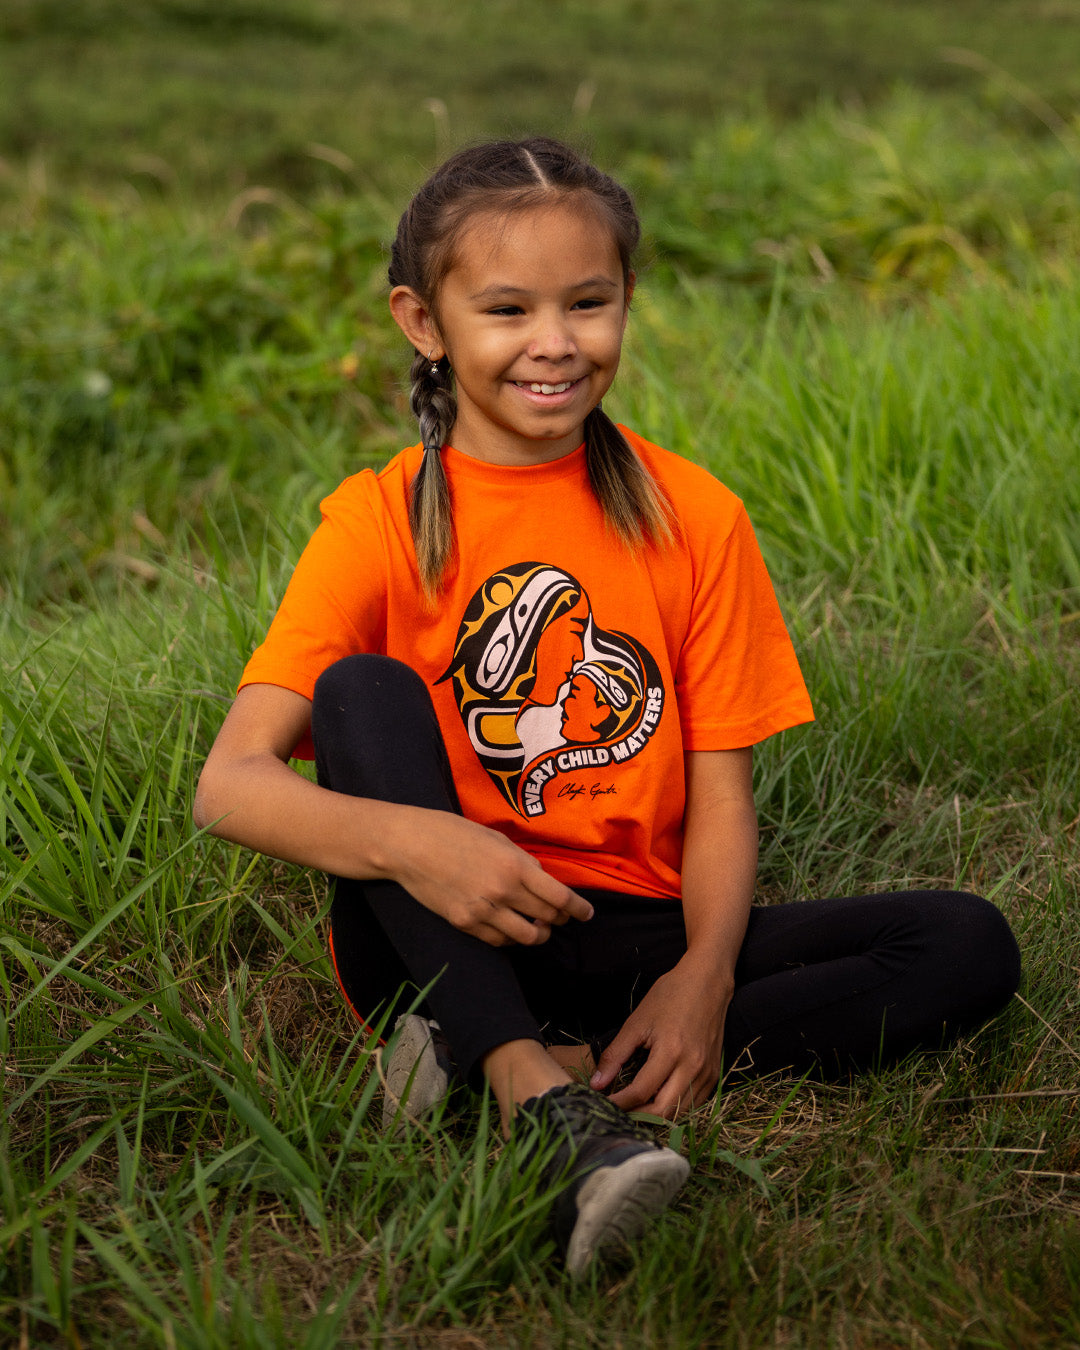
[445,200,624,289]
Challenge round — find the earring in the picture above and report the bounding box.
[427,350,440,377]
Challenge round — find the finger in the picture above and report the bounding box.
[473,921,514,947]
[590,1061,617,1091]
[523,870,594,924]
[609,1072,664,1112]
[495,887,568,927]
[652,1065,718,1120]
[650,1077,695,1121]
[627,1070,691,1120]
[608,1049,675,1111]
[493,910,552,947]
[590,1028,642,1090]
[469,912,550,946]
[561,888,595,923]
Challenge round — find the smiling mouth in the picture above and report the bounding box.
[514,379,579,395]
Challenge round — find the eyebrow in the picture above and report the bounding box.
[467,276,621,302]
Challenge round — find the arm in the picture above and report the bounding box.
[193,683,593,947]
[590,745,757,1117]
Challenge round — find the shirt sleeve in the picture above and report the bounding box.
[674,500,814,751]
[238,475,390,754]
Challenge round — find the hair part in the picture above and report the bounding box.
[390,137,670,595]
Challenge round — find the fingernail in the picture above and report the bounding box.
[590,1070,603,1087]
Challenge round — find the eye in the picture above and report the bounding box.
[487,305,524,317]
[571,297,609,311]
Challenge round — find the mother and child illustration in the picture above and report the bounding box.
[195,137,1021,1275]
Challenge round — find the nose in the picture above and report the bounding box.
[527,310,577,361]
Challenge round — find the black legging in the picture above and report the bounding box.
[313,654,1021,1089]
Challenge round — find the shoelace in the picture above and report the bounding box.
[529,1083,657,1145]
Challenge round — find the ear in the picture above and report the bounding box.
[389,286,443,361]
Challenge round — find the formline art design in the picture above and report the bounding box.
[439,562,665,816]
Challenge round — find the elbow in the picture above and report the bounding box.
[192,791,210,833]
[192,778,212,833]
[192,764,226,835]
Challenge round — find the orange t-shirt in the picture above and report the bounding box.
[240,427,814,899]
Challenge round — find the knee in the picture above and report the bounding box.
[313,654,427,715]
[311,654,434,782]
[926,890,1022,1021]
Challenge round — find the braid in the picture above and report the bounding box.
[584,408,673,549]
[407,349,456,595]
[409,348,457,454]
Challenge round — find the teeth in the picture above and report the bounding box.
[522,381,573,394]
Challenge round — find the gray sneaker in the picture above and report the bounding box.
[516,1083,691,1276]
[379,1014,455,1131]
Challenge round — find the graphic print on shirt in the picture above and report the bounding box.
[438,562,665,817]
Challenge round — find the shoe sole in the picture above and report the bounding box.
[565,1148,691,1276]
[380,1015,448,1131]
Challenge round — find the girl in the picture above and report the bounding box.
[194,137,1021,1275]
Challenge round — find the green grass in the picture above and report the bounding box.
[4,0,1080,195]
[2,8,1080,1343]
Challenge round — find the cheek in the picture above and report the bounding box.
[449,332,512,379]
[590,319,627,367]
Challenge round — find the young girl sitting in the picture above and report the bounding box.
[194,137,1021,1275]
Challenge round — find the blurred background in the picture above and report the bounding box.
[3,0,1079,194]
[4,0,1080,599]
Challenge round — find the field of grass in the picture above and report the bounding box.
[6,0,1080,194]
[5,0,1080,195]
[3,2,1080,1345]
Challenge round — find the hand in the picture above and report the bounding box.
[386,807,594,948]
[589,958,732,1119]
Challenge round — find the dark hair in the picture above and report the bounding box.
[389,136,671,594]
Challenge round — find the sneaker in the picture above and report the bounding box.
[379,1014,455,1131]
[517,1083,690,1276]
